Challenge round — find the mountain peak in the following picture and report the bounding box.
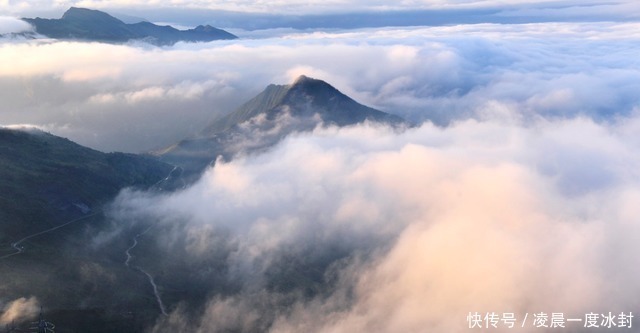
[157,75,406,177]
[193,25,218,32]
[64,6,95,14]
[62,7,123,24]
[289,75,331,91]
[64,6,89,15]
[285,75,348,108]
[292,74,313,85]
[200,75,404,135]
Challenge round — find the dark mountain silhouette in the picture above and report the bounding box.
[0,127,173,238]
[156,75,406,180]
[203,75,404,134]
[22,7,237,45]
[0,127,177,332]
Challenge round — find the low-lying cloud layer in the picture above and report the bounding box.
[1,22,639,153]
[107,113,640,332]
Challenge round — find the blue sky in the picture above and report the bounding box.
[1,0,636,13]
[2,0,640,27]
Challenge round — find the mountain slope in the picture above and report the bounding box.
[0,127,173,240]
[22,7,237,45]
[0,128,179,332]
[156,75,406,179]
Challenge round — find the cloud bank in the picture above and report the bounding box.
[1,22,639,153]
[105,112,640,332]
[0,16,33,34]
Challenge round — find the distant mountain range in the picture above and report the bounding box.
[22,7,237,45]
[156,75,406,181]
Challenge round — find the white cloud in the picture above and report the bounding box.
[0,16,33,34]
[87,80,222,104]
[107,114,640,332]
[0,8,636,330]
[0,297,39,325]
[1,22,638,152]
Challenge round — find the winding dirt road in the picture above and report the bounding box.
[124,226,169,316]
[0,213,98,260]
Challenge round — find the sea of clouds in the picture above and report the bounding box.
[0,21,639,152]
[1,13,640,332]
[106,115,640,332]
